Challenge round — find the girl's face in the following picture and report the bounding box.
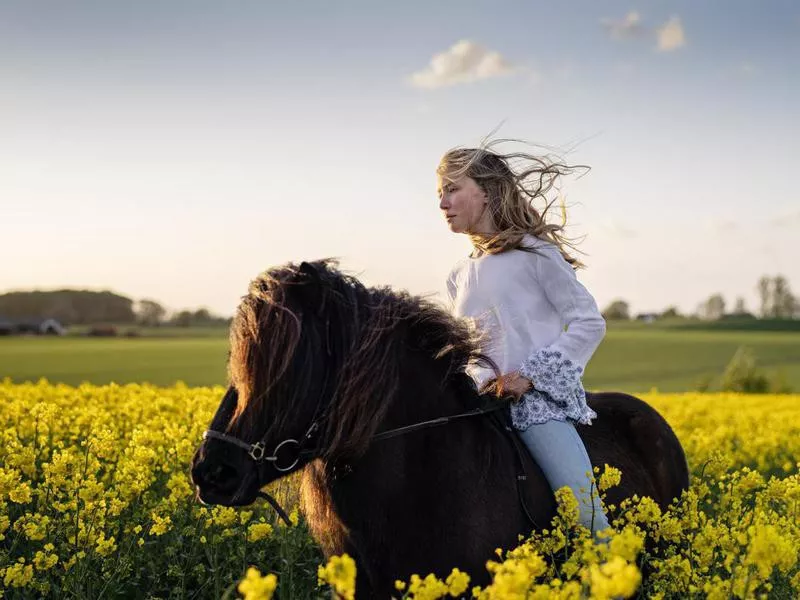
[437,175,494,234]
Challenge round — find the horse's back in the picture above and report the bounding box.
[577,391,689,510]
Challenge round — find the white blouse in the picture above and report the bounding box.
[446,234,606,429]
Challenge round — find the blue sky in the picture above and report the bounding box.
[2,1,798,317]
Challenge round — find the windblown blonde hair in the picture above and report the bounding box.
[437,139,590,269]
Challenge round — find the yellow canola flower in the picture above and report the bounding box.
[238,567,278,600]
[247,522,274,542]
[586,556,641,600]
[317,553,356,600]
[445,568,471,597]
[33,547,58,571]
[289,508,300,527]
[3,559,34,588]
[210,505,238,528]
[394,567,470,599]
[9,482,32,504]
[407,573,449,599]
[554,487,579,528]
[2,382,800,599]
[95,532,117,557]
[745,523,796,579]
[608,527,645,563]
[149,513,172,537]
[480,546,549,599]
[13,513,50,541]
[598,465,622,492]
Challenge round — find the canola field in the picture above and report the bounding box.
[1,380,799,599]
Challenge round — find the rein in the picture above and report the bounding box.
[202,397,522,527]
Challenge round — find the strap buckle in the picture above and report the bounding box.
[249,441,266,461]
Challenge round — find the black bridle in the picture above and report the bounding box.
[201,396,517,526]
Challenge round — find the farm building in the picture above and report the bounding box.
[635,313,659,324]
[0,317,66,336]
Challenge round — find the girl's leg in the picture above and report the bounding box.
[516,418,611,540]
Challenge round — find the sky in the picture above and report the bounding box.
[2,0,799,318]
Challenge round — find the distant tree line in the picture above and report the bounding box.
[602,274,798,322]
[755,275,796,318]
[167,307,230,328]
[0,290,136,324]
[0,290,229,327]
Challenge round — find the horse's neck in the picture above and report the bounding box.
[390,359,477,424]
[310,366,504,562]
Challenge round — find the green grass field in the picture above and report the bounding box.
[2,325,799,393]
[0,337,229,387]
[586,328,800,392]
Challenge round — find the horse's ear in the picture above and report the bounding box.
[299,261,319,279]
[295,261,323,308]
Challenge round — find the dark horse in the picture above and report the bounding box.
[191,259,689,599]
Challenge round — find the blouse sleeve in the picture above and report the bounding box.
[518,246,606,400]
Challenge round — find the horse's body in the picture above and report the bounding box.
[191,259,690,599]
[299,376,687,598]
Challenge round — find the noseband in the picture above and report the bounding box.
[201,420,321,525]
[203,421,319,473]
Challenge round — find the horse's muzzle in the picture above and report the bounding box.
[191,457,245,503]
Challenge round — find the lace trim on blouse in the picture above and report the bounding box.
[510,348,598,431]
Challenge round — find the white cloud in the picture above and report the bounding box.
[409,40,514,89]
[601,11,646,40]
[656,16,686,52]
[769,210,800,227]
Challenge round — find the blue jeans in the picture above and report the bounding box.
[517,418,611,540]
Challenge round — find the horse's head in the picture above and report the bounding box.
[191,257,495,507]
[191,259,357,506]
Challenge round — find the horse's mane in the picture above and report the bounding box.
[226,258,497,462]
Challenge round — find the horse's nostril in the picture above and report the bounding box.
[203,461,240,492]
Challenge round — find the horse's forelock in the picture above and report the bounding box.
[227,267,304,439]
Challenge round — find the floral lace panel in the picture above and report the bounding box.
[511,348,598,430]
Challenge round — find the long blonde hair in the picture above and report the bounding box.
[437,139,589,269]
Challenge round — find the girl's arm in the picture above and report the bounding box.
[518,245,606,399]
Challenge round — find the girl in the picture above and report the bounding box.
[438,142,611,540]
